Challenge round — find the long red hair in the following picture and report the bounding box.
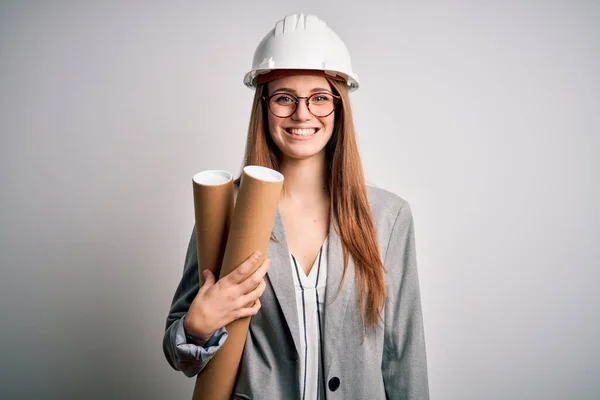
[239,78,385,329]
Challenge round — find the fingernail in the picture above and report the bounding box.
[254,251,261,259]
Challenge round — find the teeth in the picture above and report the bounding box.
[288,128,317,136]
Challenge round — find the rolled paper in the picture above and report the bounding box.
[193,165,284,400]
[192,170,234,284]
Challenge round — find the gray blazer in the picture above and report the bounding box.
[163,183,429,399]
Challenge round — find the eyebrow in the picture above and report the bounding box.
[270,87,332,95]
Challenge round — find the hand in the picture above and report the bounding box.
[184,251,270,342]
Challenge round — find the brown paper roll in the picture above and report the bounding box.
[192,170,234,284]
[193,165,284,400]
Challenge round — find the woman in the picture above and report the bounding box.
[163,13,429,399]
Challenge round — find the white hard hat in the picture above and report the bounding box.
[243,13,359,92]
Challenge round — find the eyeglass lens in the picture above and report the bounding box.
[267,92,336,118]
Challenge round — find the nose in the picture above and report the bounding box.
[291,99,312,121]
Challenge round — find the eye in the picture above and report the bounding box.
[272,94,296,104]
[311,93,333,103]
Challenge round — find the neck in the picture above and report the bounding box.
[279,153,328,203]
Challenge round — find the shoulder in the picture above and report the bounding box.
[364,183,414,254]
[365,183,410,222]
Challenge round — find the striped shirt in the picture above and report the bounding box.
[290,236,328,400]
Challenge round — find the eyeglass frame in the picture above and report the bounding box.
[262,91,342,118]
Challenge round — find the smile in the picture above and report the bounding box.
[285,128,319,137]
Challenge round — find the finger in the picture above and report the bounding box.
[237,298,262,319]
[237,278,266,308]
[200,269,216,291]
[238,258,271,294]
[226,251,262,285]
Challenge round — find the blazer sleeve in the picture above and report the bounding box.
[382,201,430,399]
[162,228,228,378]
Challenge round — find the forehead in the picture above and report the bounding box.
[267,74,331,93]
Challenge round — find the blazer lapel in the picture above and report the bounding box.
[322,218,355,378]
[265,207,302,358]
[262,203,355,377]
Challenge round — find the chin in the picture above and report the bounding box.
[283,148,326,161]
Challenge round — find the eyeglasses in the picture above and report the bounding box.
[262,92,341,118]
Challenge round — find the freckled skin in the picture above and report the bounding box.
[266,75,335,162]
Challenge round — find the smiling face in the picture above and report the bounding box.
[265,74,336,162]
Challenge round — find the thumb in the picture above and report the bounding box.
[201,269,216,288]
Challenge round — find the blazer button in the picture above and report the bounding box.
[328,377,340,392]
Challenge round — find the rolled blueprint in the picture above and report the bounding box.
[192,170,234,283]
[193,165,284,400]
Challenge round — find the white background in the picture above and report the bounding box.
[1,1,598,399]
